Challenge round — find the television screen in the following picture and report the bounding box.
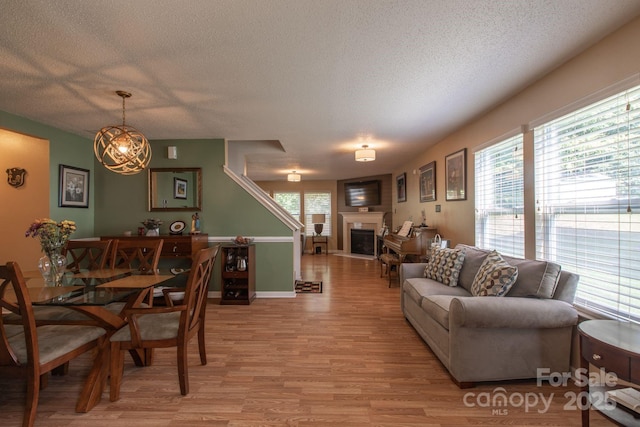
[345,180,381,206]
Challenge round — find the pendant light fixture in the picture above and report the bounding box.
[94,90,151,175]
[287,171,301,182]
[355,144,376,162]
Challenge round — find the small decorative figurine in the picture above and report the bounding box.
[191,212,200,234]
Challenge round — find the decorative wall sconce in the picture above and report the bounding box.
[167,146,177,159]
[6,167,26,188]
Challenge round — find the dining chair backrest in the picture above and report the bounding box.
[0,261,106,427]
[110,239,164,273]
[0,262,38,369]
[181,244,220,338]
[63,239,113,273]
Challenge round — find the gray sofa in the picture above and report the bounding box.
[400,244,579,387]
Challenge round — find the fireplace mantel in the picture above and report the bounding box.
[339,212,385,257]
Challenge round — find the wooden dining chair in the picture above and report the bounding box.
[109,244,220,401]
[62,239,113,273]
[110,239,164,273]
[0,261,107,427]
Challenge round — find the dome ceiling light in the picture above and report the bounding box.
[287,171,301,182]
[355,144,376,162]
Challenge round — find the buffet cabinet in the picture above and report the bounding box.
[100,234,209,261]
[220,244,256,305]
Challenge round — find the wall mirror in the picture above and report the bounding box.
[148,167,202,211]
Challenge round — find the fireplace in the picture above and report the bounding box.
[339,212,385,258]
[351,229,375,256]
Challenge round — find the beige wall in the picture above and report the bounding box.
[0,129,50,267]
[392,16,640,250]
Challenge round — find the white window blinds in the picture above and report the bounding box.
[474,134,524,258]
[304,192,332,237]
[534,84,640,322]
[273,192,301,222]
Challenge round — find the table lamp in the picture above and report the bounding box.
[312,214,326,236]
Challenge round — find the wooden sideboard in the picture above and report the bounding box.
[100,234,209,261]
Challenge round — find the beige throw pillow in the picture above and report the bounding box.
[471,250,519,296]
[423,247,466,287]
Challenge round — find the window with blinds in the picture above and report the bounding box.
[534,84,640,322]
[474,134,524,258]
[304,192,332,237]
[273,192,301,222]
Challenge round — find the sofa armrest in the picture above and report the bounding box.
[400,263,427,283]
[449,297,578,329]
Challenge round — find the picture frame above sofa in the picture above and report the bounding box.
[419,161,436,202]
[396,172,407,203]
[445,149,466,201]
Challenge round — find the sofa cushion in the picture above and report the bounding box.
[471,250,519,296]
[423,247,466,287]
[456,244,562,299]
[403,277,471,305]
[421,295,461,331]
[455,244,491,292]
[501,256,562,299]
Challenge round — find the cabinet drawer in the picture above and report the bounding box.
[163,241,192,257]
[581,337,630,380]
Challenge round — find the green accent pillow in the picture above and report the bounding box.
[423,247,466,287]
[471,250,519,296]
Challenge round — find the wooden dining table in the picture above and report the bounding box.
[12,268,184,412]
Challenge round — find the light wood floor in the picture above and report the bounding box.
[1,253,615,426]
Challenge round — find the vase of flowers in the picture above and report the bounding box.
[25,218,76,286]
[142,218,163,236]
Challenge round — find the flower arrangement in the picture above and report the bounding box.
[141,218,163,230]
[25,218,77,255]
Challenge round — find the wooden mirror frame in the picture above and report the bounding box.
[148,167,202,212]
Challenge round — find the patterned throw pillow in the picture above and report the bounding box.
[423,247,466,287]
[470,250,519,296]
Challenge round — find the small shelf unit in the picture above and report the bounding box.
[220,244,256,305]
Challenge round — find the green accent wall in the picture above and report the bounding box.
[0,113,295,293]
[94,139,294,292]
[0,111,95,238]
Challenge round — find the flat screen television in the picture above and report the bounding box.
[344,180,381,207]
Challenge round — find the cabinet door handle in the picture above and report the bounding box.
[592,354,602,361]
[173,246,177,253]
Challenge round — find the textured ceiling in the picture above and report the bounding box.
[1,1,640,180]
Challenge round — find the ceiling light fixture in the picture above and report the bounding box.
[287,171,301,182]
[355,144,376,162]
[94,90,151,175]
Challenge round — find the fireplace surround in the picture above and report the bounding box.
[339,212,385,257]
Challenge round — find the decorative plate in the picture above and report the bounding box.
[169,220,186,234]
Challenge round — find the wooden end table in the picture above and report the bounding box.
[312,235,328,255]
[577,319,640,426]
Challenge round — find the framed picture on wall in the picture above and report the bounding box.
[419,161,436,202]
[59,164,89,208]
[174,177,188,199]
[397,172,407,203]
[445,148,467,201]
